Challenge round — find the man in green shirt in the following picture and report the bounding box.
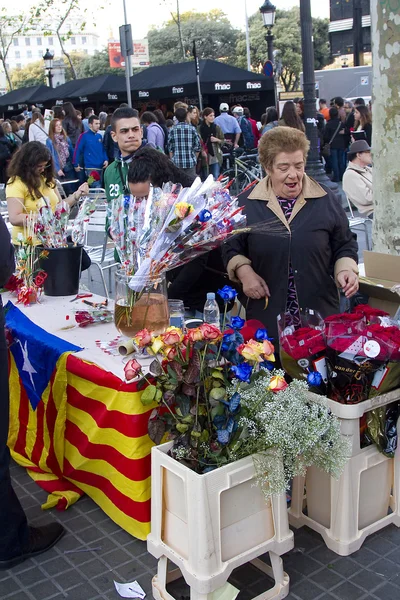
[104,107,147,233]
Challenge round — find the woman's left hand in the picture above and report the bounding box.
[210,136,220,143]
[336,269,359,298]
[78,182,89,197]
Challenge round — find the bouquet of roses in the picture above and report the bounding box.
[364,321,400,397]
[324,312,388,404]
[109,177,247,291]
[278,309,328,392]
[71,195,97,246]
[34,200,70,248]
[123,316,350,497]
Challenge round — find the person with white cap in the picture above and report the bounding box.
[232,105,255,150]
[214,103,241,150]
[342,140,373,218]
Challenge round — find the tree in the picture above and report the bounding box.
[10,60,45,89]
[235,8,332,91]
[161,0,185,61]
[0,10,37,90]
[76,48,120,78]
[148,10,240,66]
[370,0,400,254]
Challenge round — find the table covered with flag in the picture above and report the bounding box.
[5,294,156,541]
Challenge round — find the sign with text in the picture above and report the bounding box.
[279,91,301,101]
[108,42,125,69]
[132,40,150,68]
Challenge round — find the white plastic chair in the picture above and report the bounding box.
[83,192,119,297]
[345,193,371,250]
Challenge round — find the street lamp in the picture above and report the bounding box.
[259,0,276,62]
[43,48,54,88]
[299,0,338,191]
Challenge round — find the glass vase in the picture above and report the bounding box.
[114,269,169,337]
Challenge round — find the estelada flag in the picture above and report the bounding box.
[5,301,82,409]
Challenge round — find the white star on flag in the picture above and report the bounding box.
[17,339,37,390]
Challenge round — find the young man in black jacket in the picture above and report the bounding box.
[0,215,65,569]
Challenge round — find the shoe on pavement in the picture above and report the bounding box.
[0,523,65,570]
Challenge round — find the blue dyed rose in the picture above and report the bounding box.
[198,209,212,222]
[230,316,245,330]
[260,360,274,371]
[307,371,323,387]
[255,328,273,342]
[217,285,238,303]
[231,362,253,383]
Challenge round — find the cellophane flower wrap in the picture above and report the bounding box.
[71,196,97,246]
[364,319,400,397]
[108,176,247,291]
[324,312,389,404]
[34,199,70,248]
[278,309,328,392]
[128,316,350,498]
[4,214,48,306]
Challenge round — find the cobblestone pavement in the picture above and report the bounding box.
[3,460,400,600]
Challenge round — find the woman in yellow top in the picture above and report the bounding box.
[6,141,88,244]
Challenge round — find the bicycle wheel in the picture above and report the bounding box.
[222,168,252,196]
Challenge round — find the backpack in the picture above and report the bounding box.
[238,116,255,150]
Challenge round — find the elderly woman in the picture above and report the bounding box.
[223,127,359,342]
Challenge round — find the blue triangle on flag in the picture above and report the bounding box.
[5,301,82,410]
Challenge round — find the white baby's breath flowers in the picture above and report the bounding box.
[227,368,351,497]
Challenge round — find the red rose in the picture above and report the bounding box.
[74,311,94,327]
[354,304,389,323]
[124,358,142,381]
[89,170,101,181]
[163,346,178,361]
[199,323,222,341]
[4,274,23,292]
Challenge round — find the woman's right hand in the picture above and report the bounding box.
[237,265,270,300]
[58,169,65,177]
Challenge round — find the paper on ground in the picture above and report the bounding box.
[210,582,240,600]
[114,580,146,599]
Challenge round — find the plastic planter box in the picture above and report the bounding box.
[289,389,400,556]
[148,442,294,600]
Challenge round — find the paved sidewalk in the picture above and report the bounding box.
[3,460,400,600]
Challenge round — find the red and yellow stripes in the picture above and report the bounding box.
[8,352,156,540]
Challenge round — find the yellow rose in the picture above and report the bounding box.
[268,376,288,393]
[174,201,194,220]
[238,340,264,363]
[150,336,164,355]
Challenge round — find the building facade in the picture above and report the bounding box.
[329,0,371,61]
[0,20,99,93]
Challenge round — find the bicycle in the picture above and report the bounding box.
[222,148,264,196]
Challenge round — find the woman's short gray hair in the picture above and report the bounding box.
[258,126,310,171]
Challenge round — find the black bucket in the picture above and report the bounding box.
[39,244,83,297]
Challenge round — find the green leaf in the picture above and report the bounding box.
[211,404,225,419]
[176,393,191,417]
[211,370,225,381]
[141,385,161,405]
[209,388,226,401]
[176,423,189,433]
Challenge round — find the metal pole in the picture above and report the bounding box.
[196,72,203,112]
[299,0,338,192]
[244,0,251,71]
[266,30,274,62]
[122,0,132,108]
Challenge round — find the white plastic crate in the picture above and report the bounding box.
[289,389,400,556]
[148,442,294,599]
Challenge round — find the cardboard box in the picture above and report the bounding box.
[359,251,400,317]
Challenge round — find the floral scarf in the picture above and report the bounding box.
[54,133,69,169]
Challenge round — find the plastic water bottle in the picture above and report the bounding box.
[203,292,220,328]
